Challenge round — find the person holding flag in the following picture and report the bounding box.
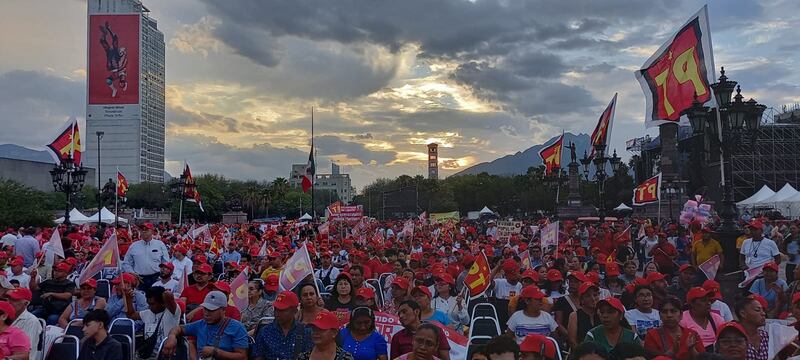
[122,286,181,359]
[122,223,169,290]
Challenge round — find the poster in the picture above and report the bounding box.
[87,14,141,120]
[496,221,522,242]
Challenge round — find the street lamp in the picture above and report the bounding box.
[542,167,568,219]
[95,131,104,207]
[50,155,88,225]
[684,68,767,274]
[581,147,621,223]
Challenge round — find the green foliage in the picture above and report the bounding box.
[0,179,56,227]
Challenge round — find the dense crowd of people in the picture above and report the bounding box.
[0,215,799,359]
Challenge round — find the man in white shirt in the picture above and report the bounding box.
[6,258,35,289]
[122,223,170,290]
[7,288,41,360]
[314,251,340,289]
[153,262,180,293]
[170,245,193,282]
[739,221,781,269]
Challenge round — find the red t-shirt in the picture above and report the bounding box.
[644,326,705,360]
[181,284,212,306]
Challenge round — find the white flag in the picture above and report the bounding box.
[45,228,65,266]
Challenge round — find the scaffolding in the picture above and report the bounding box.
[730,107,800,201]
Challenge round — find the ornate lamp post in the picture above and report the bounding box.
[50,155,88,225]
[581,147,621,223]
[542,167,569,219]
[169,172,196,226]
[684,68,766,274]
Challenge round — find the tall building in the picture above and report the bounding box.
[289,163,307,188]
[428,143,439,180]
[288,163,357,204]
[85,0,165,185]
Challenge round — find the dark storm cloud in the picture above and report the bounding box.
[168,105,240,133]
[314,135,396,165]
[0,70,84,147]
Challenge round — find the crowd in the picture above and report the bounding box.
[0,214,798,360]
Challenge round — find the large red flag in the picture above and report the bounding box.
[632,173,662,206]
[635,5,715,127]
[538,134,563,176]
[117,169,129,198]
[78,231,120,284]
[183,163,205,212]
[590,94,617,157]
[45,118,83,165]
[302,146,315,193]
[463,252,491,299]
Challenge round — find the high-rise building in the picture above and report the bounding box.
[85,0,165,185]
[428,143,439,180]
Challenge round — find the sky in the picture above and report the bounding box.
[1,0,798,191]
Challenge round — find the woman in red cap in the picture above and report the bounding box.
[298,310,355,360]
[568,282,601,349]
[0,300,29,359]
[748,261,787,318]
[715,322,748,360]
[643,296,703,360]
[507,285,560,344]
[583,297,641,352]
[430,274,468,331]
[679,287,724,351]
[57,278,107,328]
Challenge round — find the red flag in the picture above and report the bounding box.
[117,169,129,198]
[183,163,205,212]
[738,264,764,288]
[699,254,721,280]
[463,252,491,299]
[632,173,662,206]
[302,146,315,193]
[635,5,715,127]
[279,242,314,291]
[538,134,563,176]
[45,118,83,165]
[78,231,120,284]
[229,267,249,309]
[590,94,617,157]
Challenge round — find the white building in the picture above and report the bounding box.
[288,163,356,204]
[85,0,165,184]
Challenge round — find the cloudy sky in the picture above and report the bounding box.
[1,0,798,190]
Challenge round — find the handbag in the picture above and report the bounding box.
[137,311,164,359]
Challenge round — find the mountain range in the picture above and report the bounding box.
[453,132,594,176]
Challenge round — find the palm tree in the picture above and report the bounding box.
[271,177,290,199]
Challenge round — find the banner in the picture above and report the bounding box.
[372,314,465,360]
[116,169,129,198]
[431,321,468,360]
[279,242,314,291]
[635,5,715,127]
[430,211,459,222]
[590,94,617,157]
[699,254,721,280]
[374,312,404,342]
[327,205,364,222]
[539,133,564,175]
[87,14,141,120]
[464,252,491,299]
[229,267,249,310]
[632,173,662,206]
[496,221,523,242]
[541,221,559,248]
[738,264,764,288]
[78,231,120,285]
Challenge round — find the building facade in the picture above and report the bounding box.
[428,143,438,180]
[85,0,165,185]
[288,163,357,204]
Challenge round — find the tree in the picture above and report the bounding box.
[127,182,171,209]
[0,180,56,227]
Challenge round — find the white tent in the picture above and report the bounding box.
[613,203,633,211]
[54,208,92,224]
[783,192,800,218]
[479,206,494,215]
[87,207,127,224]
[757,183,799,206]
[737,185,775,207]
[299,213,313,221]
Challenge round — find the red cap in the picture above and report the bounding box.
[264,274,279,291]
[748,220,764,230]
[159,262,175,271]
[225,261,238,268]
[568,271,588,282]
[597,297,626,314]
[141,223,155,230]
[196,264,213,274]
[212,281,231,295]
[310,310,340,330]
[519,334,557,357]
[391,277,410,290]
[195,255,208,264]
[679,264,696,273]
[462,254,475,267]
[356,287,375,299]
[605,263,620,277]
[702,279,722,300]
[520,285,545,299]
[763,262,779,272]
[273,291,299,310]
[435,274,455,286]
[686,287,712,303]
[81,279,98,288]
[646,272,666,283]
[173,245,188,255]
[7,288,32,301]
[716,321,747,338]
[521,270,540,282]
[0,301,16,321]
[111,273,137,285]
[749,294,769,310]
[546,269,563,282]
[8,258,22,267]
[54,262,71,272]
[502,259,519,273]
[411,285,432,299]
[578,282,599,297]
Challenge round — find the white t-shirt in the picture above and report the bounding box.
[740,238,780,269]
[171,257,193,282]
[711,300,734,322]
[152,279,180,294]
[624,308,661,337]
[506,310,558,343]
[139,306,182,353]
[493,279,523,300]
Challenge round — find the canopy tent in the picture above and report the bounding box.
[54,208,91,224]
[479,206,494,215]
[756,183,799,205]
[299,213,313,221]
[87,207,127,224]
[737,185,775,207]
[613,203,633,211]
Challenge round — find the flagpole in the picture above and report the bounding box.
[311,107,315,220]
[115,167,119,226]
